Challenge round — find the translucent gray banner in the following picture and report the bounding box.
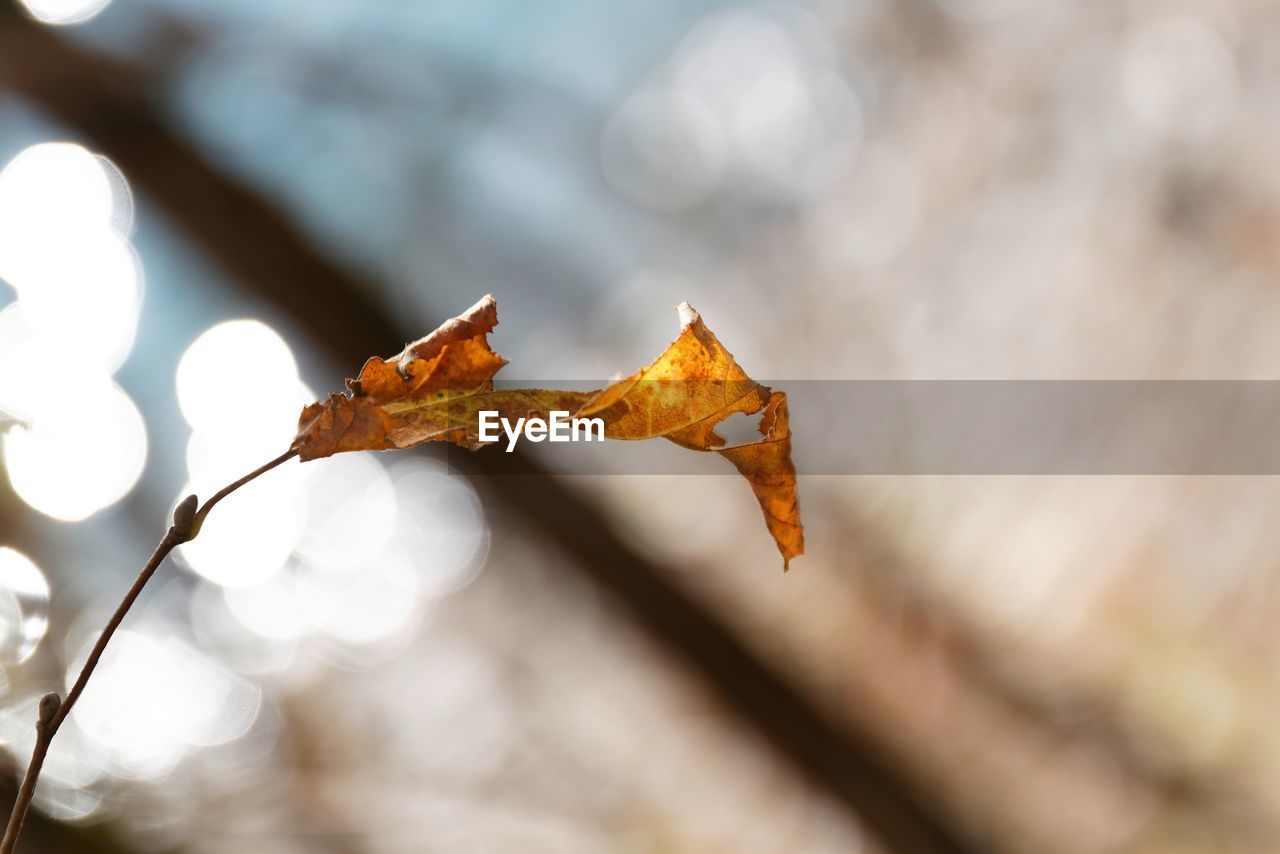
[443,381,1280,475]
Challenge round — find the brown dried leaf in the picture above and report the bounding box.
[293,296,803,568]
[294,296,594,458]
[578,303,803,567]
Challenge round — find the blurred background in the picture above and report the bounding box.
[2,0,1280,851]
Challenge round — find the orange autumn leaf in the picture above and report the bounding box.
[293,295,803,568]
[575,303,802,567]
[293,296,593,457]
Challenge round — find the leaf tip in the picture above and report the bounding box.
[676,301,699,329]
[473,294,500,325]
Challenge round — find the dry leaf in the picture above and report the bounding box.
[293,295,803,568]
[576,303,803,567]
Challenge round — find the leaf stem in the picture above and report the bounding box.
[190,448,299,537]
[0,447,298,854]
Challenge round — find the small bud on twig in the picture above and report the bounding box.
[37,693,60,727]
[172,494,200,541]
[1,451,296,854]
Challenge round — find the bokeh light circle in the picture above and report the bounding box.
[299,553,421,648]
[4,376,147,522]
[0,143,114,238]
[176,320,301,436]
[0,548,50,665]
[177,469,305,588]
[601,90,726,212]
[67,628,262,780]
[18,0,113,25]
[295,453,397,573]
[391,459,489,595]
[10,229,142,371]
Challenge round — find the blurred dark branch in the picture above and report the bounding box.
[0,778,141,854]
[839,509,1272,818]
[0,12,978,854]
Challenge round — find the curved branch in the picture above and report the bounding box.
[0,449,296,854]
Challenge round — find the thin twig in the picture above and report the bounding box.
[190,447,299,535]
[0,448,297,854]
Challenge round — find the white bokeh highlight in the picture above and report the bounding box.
[176,320,300,438]
[0,143,147,521]
[4,376,147,522]
[18,0,114,26]
[67,629,261,780]
[602,7,861,209]
[0,548,50,666]
[174,322,489,670]
[176,320,310,588]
